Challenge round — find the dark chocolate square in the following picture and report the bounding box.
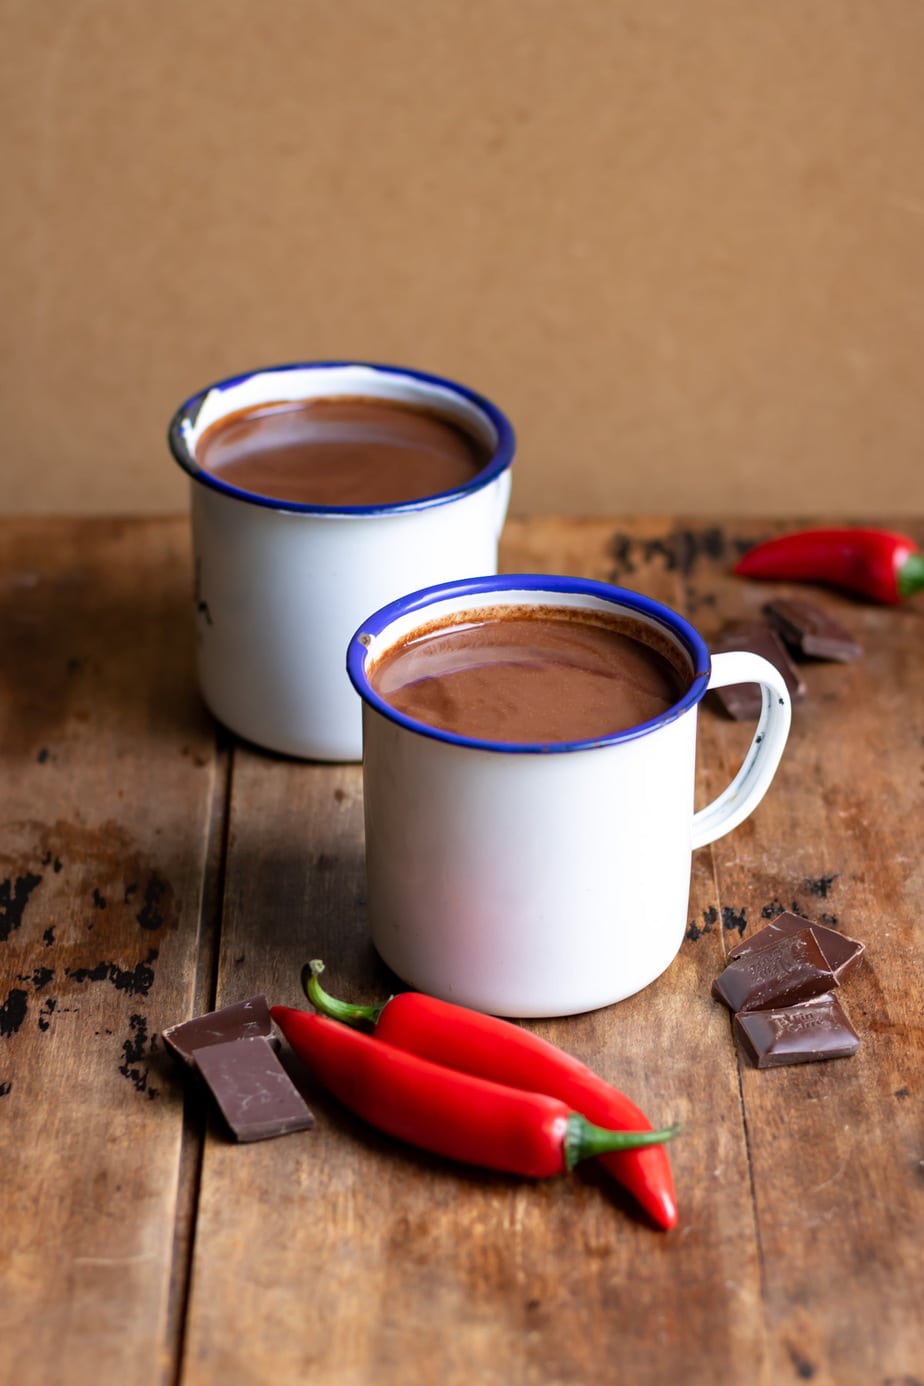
[162,995,277,1067]
[735,994,860,1068]
[762,598,862,662]
[712,928,837,1013]
[194,1035,315,1143]
[728,911,864,982]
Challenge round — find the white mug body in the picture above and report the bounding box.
[348,577,792,1017]
[169,363,514,760]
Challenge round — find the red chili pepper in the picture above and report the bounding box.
[299,962,679,1229]
[271,1006,679,1179]
[733,527,924,604]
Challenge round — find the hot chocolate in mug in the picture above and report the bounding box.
[168,362,514,760]
[347,575,793,1017]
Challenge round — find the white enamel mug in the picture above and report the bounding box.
[347,575,792,1017]
[168,362,514,760]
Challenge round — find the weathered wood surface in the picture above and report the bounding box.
[1,516,921,1386]
[0,519,221,1385]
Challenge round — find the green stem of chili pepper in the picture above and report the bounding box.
[303,962,385,1027]
[562,1116,682,1169]
[897,550,924,599]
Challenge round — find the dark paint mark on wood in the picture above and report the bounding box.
[42,926,55,946]
[93,888,107,909]
[0,871,43,942]
[894,1087,910,1100]
[119,1013,158,1096]
[605,525,756,608]
[607,532,637,579]
[0,1081,11,1097]
[641,526,731,578]
[65,948,158,997]
[803,874,838,899]
[761,899,801,921]
[37,998,56,1032]
[16,966,54,991]
[721,906,748,938]
[786,1339,817,1378]
[136,874,169,930]
[0,988,29,1038]
[686,906,718,942]
[37,748,49,763]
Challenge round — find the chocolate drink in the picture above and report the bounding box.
[195,396,491,506]
[370,607,689,744]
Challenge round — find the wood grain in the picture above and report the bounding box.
[2,517,921,1386]
[683,522,924,1386]
[0,519,219,1386]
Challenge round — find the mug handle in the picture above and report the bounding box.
[690,650,792,851]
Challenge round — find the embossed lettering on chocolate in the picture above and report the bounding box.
[196,395,490,507]
[370,607,689,744]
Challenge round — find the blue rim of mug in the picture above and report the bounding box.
[167,360,516,515]
[347,574,713,754]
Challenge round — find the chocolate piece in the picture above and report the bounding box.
[712,928,836,1013]
[194,1035,315,1142]
[728,911,864,981]
[763,598,862,662]
[710,620,806,720]
[162,995,277,1067]
[735,993,860,1068]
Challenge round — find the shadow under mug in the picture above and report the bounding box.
[347,574,793,1017]
[168,361,515,760]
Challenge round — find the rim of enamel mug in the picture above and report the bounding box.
[347,574,713,754]
[167,360,516,516]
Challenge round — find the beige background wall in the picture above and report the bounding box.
[2,0,923,518]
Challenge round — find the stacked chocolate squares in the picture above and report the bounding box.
[163,996,315,1141]
[712,912,865,1068]
[710,597,862,720]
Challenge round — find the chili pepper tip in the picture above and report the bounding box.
[649,1186,679,1231]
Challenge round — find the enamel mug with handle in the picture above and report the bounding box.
[347,575,792,1018]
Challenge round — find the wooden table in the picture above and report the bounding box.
[2,515,921,1386]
